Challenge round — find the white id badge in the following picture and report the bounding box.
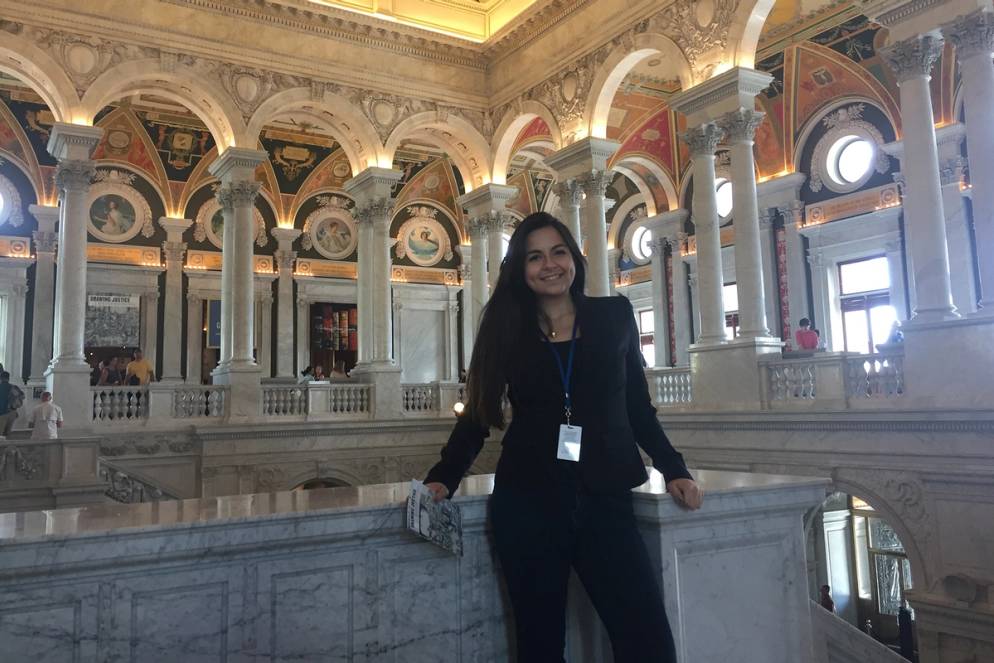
[557,424,582,462]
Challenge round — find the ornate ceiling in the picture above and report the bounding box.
[305,0,537,41]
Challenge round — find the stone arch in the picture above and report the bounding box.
[246,87,384,175]
[832,477,930,590]
[724,0,778,70]
[491,101,562,184]
[613,155,679,214]
[81,59,245,149]
[585,33,692,139]
[384,111,493,190]
[0,34,80,122]
[792,96,897,172]
[284,467,362,491]
[606,191,648,251]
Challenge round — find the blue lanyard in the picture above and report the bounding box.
[541,316,579,425]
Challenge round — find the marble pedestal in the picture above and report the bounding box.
[900,316,994,409]
[689,337,783,409]
[211,363,261,421]
[351,362,403,419]
[44,362,93,433]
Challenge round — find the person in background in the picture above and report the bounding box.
[298,366,313,384]
[330,360,348,379]
[125,349,155,385]
[795,318,820,350]
[0,371,22,438]
[29,391,63,439]
[819,585,836,613]
[98,357,123,386]
[90,359,104,386]
[311,365,326,381]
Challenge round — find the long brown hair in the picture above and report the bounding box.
[464,212,586,428]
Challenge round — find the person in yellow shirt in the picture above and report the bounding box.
[125,349,155,385]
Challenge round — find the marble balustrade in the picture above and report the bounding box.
[0,470,827,663]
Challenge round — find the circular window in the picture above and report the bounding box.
[631,226,653,262]
[828,135,874,186]
[715,179,733,218]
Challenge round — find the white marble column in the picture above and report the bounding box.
[296,297,309,374]
[457,263,473,369]
[271,227,301,378]
[159,217,191,383]
[554,179,583,245]
[719,109,771,338]
[648,236,671,367]
[185,293,203,385]
[757,209,781,337]
[880,34,958,321]
[445,300,459,381]
[885,238,910,321]
[462,222,487,316]
[670,247,691,366]
[578,170,613,296]
[607,247,621,295]
[945,11,994,314]
[486,213,506,291]
[347,168,403,367]
[682,123,727,345]
[45,123,102,428]
[355,208,373,364]
[256,291,273,377]
[27,204,58,386]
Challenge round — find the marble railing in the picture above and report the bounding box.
[0,438,105,512]
[762,350,905,409]
[171,385,227,419]
[91,386,148,422]
[0,470,828,662]
[646,367,693,406]
[402,382,439,415]
[261,384,309,417]
[99,459,179,503]
[810,599,907,663]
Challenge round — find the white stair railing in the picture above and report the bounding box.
[328,384,372,416]
[91,387,148,422]
[846,353,904,399]
[402,383,439,414]
[261,385,308,416]
[172,386,226,419]
[810,600,908,663]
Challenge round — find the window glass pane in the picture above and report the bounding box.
[840,257,890,294]
[638,309,654,334]
[869,518,905,552]
[0,192,4,217]
[869,304,898,351]
[853,516,872,599]
[715,179,733,217]
[843,309,870,354]
[632,226,652,261]
[875,555,903,616]
[838,138,874,183]
[722,283,739,313]
[641,342,655,367]
[852,497,874,510]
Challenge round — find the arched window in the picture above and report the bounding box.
[828,136,875,186]
[715,178,733,218]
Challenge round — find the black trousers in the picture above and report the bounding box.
[490,479,677,663]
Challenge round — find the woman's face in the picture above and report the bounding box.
[523,226,575,298]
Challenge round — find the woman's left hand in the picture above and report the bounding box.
[666,478,703,510]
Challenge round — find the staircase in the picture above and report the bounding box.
[810,600,909,663]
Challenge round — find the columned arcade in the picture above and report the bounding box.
[0,0,992,660]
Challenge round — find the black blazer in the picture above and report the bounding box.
[425,295,692,497]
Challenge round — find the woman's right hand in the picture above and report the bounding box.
[425,482,449,502]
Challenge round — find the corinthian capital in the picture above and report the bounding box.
[880,34,945,83]
[32,230,57,255]
[944,10,994,60]
[274,249,297,271]
[162,241,187,264]
[54,159,95,194]
[718,109,766,144]
[577,170,612,198]
[554,179,583,208]
[353,197,394,226]
[217,180,261,211]
[680,123,724,157]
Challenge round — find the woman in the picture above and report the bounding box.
[424,212,702,662]
[98,357,122,386]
